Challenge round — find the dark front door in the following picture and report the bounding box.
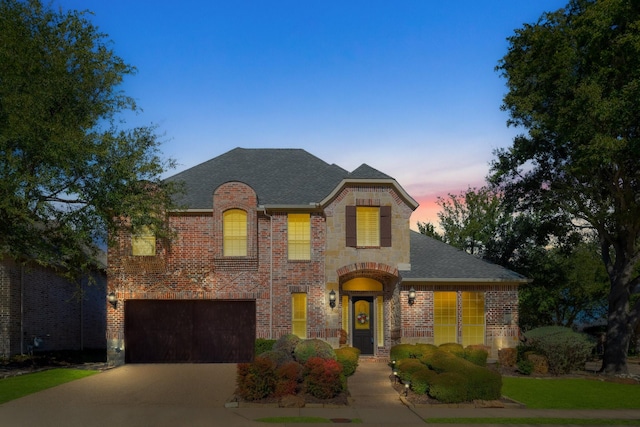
[352,296,374,355]
[124,300,255,363]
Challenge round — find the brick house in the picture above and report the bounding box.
[106,148,526,365]
[0,256,106,358]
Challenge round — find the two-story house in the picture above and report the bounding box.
[106,148,526,366]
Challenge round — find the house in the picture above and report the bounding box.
[106,148,526,366]
[0,256,106,358]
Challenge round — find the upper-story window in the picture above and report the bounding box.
[346,205,391,248]
[132,226,156,256]
[288,213,311,260]
[223,209,247,256]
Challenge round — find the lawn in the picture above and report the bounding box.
[0,368,98,404]
[502,377,640,409]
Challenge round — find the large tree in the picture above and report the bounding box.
[0,0,178,278]
[492,0,640,373]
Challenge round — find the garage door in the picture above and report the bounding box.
[124,300,255,363]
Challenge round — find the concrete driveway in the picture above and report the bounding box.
[0,364,257,427]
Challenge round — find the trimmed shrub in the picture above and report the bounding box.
[464,345,489,367]
[335,346,360,376]
[421,348,465,374]
[274,361,304,397]
[396,358,428,382]
[255,338,276,355]
[517,358,534,375]
[236,356,277,401]
[465,366,502,400]
[414,343,439,359]
[294,339,336,365]
[428,372,468,403]
[260,349,293,368]
[273,334,301,357]
[390,343,417,361]
[410,368,438,395]
[524,326,594,375]
[439,342,464,357]
[304,357,344,399]
[498,347,517,367]
[526,352,549,374]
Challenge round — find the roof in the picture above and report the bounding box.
[165,147,397,208]
[403,231,527,283]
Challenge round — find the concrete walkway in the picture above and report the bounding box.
[1,362,640,426]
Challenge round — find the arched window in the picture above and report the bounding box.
[223,209,247,256]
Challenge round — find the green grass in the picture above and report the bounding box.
[0,368,98,404]
[256,417,362,423]
[425,418,640,425]
[502,377,640,409]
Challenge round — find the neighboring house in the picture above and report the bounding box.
[0,256,106,358]
[106,148,526,366]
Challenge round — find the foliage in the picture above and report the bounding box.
[274,361,304,397]
[335,346,360,377]
[517,359,534,376]
[273,334,301,357]
[293,339,336,365]
[498,347,517,367]
[0,369,97,404]
[303,357,344,399]
[396,358,428,383]
[236,357,278,401]
[463,345,489,367]
[390,344,417,361]
[259,349,293,368]
[427,372,468,404]
[524,327,594,375]
[0,0,179,277]
[416,221,443,241]
[438,343,464,358]
[492,0,640,374]
[255,339,276,355]
[410,368,437,395]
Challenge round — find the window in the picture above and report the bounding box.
[462,292,485,347]
[132,226,156,256]
[291,293,307,338]
[376,297,384,348]
[434,292,457,346]
[223,209,247,256]
[345,205,391,247]
[288,213,310,260]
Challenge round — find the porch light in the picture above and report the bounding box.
[107,292,118,309]
[408,287,416,305]
[329,289,336,309]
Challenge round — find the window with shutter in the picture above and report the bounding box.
[345,205,392,248]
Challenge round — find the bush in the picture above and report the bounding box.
[526,352,549,374]
[498,347,517,367]
[414,343,439,359]
[236,356,277,401]
[524,326,594,375]
[259,349,293,368]
[428,372,468,403]
[274,361,304,397]
[410,369,438,395]
[438,343,464,357]
[335,346,360,376]
[465,366,502,400]
[255,338,276,355]
[396,358,428,383]
[304,357,344,399]
[421,348,464,374]
[517,359,534,375]
[294,339,336,365]
[463,345,489,367]
[273,334,301,357]
[390,344,417,361]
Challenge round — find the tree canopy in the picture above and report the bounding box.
[492,0,640,373]
[0,0,179,277]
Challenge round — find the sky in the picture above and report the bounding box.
[55,0,567,229]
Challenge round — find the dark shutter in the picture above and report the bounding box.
[380,206,391,247]
[346,206,357,247]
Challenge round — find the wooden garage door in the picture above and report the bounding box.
[125,300,255,363]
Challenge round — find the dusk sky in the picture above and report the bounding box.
[57,0,566,228]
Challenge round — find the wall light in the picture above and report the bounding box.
[408,287,416,305]
[329,289,336,309]
[107,292,118,309]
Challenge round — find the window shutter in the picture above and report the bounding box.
[380,206,391,247]
[346,206,356,247]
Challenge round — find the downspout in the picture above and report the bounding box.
[263,209,274,339]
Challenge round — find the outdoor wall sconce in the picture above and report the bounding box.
[329,289,336,309]
[408,287,416,305]
[107,292,118,309]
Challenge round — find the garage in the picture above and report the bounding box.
[124,300,255,363]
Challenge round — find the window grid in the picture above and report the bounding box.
[356,207,379,247]
[434,292,457,346]
[291,293,307,339]
[288,213,311,260]
[462,292,485,347]
[223,209,247,256]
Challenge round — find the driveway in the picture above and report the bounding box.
[0,364,252,427]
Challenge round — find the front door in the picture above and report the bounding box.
[352,296,374,355]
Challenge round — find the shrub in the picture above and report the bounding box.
[274,361,304,397]
[498,347,517,367]
[236,356,277,401]
[255,338,276,355]
[524,326,594,375]
[294,339,336,365]
[414,343,439,359]
[273,334,301,357]
[517,358,534,375]
[421,348,465,374]
[390,344,417,361]
[464,345,489,367]
[428,372,468,403]
[410,369,437,395]
[465,366,502,400]
[304,357,344,399]
[438,342,464,357]
[526,352,549,374]
[260,349,293,368]
[335,346,360,376]
[396,358,429,382]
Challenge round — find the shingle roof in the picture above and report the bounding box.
[403,231,527,282]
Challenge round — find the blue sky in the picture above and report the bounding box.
[57,0,566,227]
